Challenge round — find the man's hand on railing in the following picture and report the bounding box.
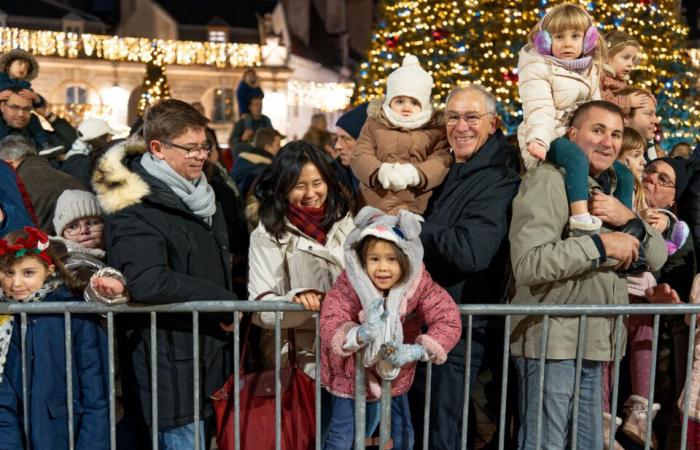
[599,232,640,270]
[357,298,386,344]
[380,341,427,367]
[292,291,324,311]
[645,283,681,304]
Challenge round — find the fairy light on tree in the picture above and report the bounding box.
[137,43,171,116]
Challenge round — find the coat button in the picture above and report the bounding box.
[308,246,313,250]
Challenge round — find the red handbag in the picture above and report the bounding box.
[211,322,316,450]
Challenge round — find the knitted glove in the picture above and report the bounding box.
[377,163,395,190]
[390,163,421,189]
[380,341,427,367]
[357,297,387,344]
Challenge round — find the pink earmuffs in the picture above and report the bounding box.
[534,25,599,56]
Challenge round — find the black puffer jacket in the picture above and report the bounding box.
[94,140,235,429]
[420,129,521,305]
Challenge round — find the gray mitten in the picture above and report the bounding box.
[357,297,386,344]
[380,341,427,367]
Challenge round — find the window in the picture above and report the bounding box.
[209,30,227,43]
[65,85,87,104]
[212,88,234,122]
[62,19,84,34]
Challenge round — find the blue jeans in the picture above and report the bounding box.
[157,420,205,450]
[514,357,603,450]
[323,393,414,450]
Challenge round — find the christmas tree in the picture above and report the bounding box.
[355,0,700,148]
[353,0,475,108]
[137,43,171,116]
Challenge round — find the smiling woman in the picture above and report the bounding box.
[248,141,354,379]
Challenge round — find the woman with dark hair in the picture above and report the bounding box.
[248,140,354,377]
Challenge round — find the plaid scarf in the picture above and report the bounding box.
[286,204,328,245]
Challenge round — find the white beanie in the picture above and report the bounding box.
[78,118,119,142]
[384,54,433,111]
[53,190,101,235]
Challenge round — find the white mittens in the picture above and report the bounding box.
[375,163,421,191]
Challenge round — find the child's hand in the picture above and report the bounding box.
[292,290,323,311]
[629,93,653,109]
[92,276,126,298]
[380,341,426,367]
[18,89,39,103]
[0,90,10,101]
[645,283,681,304]
[357,297,386,344]
[527,141,547,160]
[389,163,420,190]
[640,209,670,233]
[377,163,396,190]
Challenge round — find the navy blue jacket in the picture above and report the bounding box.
[0,160,34,235]
[0,286,109,449]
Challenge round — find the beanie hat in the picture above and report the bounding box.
[335,103,369,140]
[78,118,120,142]
[384,54,433,112]
[53,190,101,235]
[656,157,699,202]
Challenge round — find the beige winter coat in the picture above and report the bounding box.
[350,99,451,215]
[517,45,601,165]
[509,163,667,361]
[247,214,354,378]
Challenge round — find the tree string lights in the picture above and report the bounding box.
[0,26,261,68]
[137,44,171,115]
[354,0,700,147]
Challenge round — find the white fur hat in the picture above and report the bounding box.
[384,54,433,111]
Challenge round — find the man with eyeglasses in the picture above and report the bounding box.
[509,101,667,450]
[95,99,236,449]
[410,83,521,449]
[0,88,77,151]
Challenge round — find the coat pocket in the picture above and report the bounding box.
[47,398,85,419]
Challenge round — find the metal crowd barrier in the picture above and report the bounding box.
[2,301,700,450]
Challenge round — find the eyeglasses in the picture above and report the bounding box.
[159,140,212,158]
[643,165,676,189]
[64,218,104,236]
[445,111,492,126]
[3,103,32,114]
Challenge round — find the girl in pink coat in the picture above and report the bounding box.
[320,206,461,449]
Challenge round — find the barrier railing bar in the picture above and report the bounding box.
[498,315,511,450]
[681,313,697,450]
[379,378,392,448]
[460,314,473,450]
[20,313,30,450]
[233,312,241,450]
[315,313,322,450]
[192,311,200,450]
[644,315,661,450]
[274,312,281,450]
[354,350,367,450]
[150,311,158,450]
[422,360,432,450]
[535,315,550,450]
[64,312,75,450]
[570,315,587,450]
[609,315,624,450]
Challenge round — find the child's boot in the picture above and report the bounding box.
[602,412,624,450]
[568,215,602,237]
[622,395,660,448]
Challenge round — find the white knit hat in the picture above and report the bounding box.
[77,118,119,142]
[384,54,433,111]
[53,190,101,235]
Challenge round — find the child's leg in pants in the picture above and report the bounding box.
[628,296,654,398]
[612,160,634,209]
[323,394,381,450]
[546,138,591,219]
[390,394,415,450]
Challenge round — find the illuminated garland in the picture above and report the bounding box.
[137,44,171,115]
[0,26,261,67]
[288,80,354,112]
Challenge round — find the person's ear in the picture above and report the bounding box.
[47,264,56,276]
[567,126,577,141]
[490,114,500,133]
[149,140,165,160]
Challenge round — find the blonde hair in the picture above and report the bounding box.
[618,127,646,212]
[604,30,640,59]
[529,3,607,63]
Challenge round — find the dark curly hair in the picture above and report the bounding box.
[256,141,350,240]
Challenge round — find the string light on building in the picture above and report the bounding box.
[288,80,354,112]
[0,27,262,67]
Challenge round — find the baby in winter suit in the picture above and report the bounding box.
[0,49,50,147]
[351,54,451,215]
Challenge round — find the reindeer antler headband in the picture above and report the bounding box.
[0,227,52,266]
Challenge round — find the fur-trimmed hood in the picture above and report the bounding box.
[92,139,151,214]
[0,49,39,81]
[367,97,444,129]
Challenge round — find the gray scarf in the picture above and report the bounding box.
[0,279,62,382]
[140,153,216,225]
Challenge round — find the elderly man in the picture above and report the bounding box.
[509,101,667,450]
[332,103,369,199]
[0,88,76,150]
[0,135,83,234]
[95,99,235,449]
[410,84,521,449]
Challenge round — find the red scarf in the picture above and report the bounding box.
[286,204,328,245]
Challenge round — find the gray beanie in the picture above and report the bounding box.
[53,190,101,235]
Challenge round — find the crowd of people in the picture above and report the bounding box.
[1,3,700,450]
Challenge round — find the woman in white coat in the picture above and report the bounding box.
[248,141,354,377]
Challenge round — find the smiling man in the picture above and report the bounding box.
[94,99,236,449]
[410,83,521,449]
[508,100,667,450]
